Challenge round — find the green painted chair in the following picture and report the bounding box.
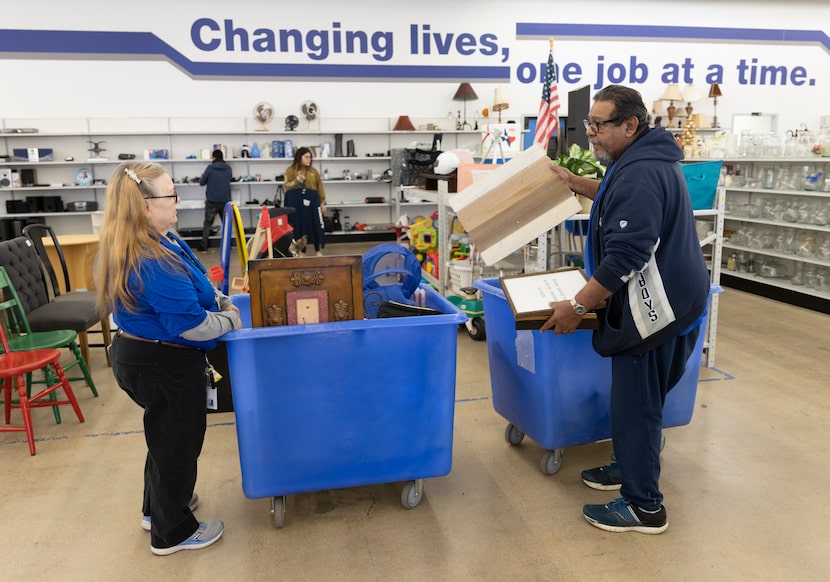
[0,266,97,424]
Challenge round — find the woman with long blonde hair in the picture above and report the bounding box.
[96,162,240,556]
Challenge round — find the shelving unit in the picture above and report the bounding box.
[719,156,830,312]
[0,117,481,243]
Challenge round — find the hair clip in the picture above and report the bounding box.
[124,167,142,184]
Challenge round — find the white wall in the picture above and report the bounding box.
[1,0,828,133]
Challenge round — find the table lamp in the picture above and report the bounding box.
[681,84,703,119]
[492,87,509,123]
[393,115,416,131]
[660,83,684,126]
[452,83,478,130]
[708,83,723,129]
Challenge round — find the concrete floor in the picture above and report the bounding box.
[2,243,829,581]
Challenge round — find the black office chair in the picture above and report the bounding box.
[0,236,108,368]
[21,224,112,366]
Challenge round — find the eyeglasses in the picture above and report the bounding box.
[144,191,179,201]
[583,117,622,133]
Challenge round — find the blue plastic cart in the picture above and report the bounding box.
[474,278,714,475]
[223,284,466,527]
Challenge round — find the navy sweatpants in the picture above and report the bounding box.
[610,327,701,511]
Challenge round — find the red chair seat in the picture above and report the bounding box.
[1,344,85,455]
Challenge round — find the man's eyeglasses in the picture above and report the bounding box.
[583,117,621,133]
[144,191,179,201]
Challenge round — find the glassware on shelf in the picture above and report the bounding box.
[803,264,818,289]
[775,166,797,190]
[762,165,776,189]
[797,234,817,257]
[819,129,830,157]
[791,261,804,285]
[737,131,755,157]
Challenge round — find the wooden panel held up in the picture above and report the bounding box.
[449,145,581,265]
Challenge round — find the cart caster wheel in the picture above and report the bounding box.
[467,318,486,341]
[400,479,424,509]
[505,423,525,446]
[271,495,286,528]
[540,449,563,476]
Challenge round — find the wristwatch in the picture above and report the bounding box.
[570,297,587,316]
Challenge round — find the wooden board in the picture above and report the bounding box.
[449,144,581,266]
[247,255,363,327]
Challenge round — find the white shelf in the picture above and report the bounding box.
[1,116,484,237]
[723,269,830,300]
[723,242,830,268]
[726,186,830,200]
[724,215,830,234]
[718,157,829,308]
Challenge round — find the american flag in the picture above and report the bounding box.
[533,43,561,148]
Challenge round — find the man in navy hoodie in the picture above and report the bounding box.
[543,85,710,534]
[198,149,232,252]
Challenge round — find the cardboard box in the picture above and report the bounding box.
[449,144,581,265]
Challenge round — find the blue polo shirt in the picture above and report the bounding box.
[113,232,221,350]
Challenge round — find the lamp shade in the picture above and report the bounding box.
[392,115,416,131]
[681,83,703,103]
[652,100,666,115]
[453,82,478,102]
[660,83,684,102]
[708,83,723,98]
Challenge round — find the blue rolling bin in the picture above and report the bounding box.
[474,278,715,475]
[223,284,466,527]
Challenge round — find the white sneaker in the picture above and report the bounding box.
[141,493,199,531]
[151,521,224,556]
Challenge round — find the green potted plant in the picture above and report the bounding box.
[554,144,605,213]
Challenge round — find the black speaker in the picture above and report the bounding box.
[0,219,13,241]
[21,168,36,186]
[567,85,591,151]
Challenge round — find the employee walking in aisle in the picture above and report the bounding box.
[542,85,710,534]
[198,149,232,252]
[96,162,241,555]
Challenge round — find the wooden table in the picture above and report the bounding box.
[42,234,100,293]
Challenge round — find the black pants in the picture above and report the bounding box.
[110,335,208,549]
[201,201,226,250]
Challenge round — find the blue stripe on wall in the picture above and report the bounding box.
[515,23,830,54]
[0,29,509,81]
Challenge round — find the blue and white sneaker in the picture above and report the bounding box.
[141,493,200,531]
[151,520,224,556]
[581,462,622,490]
[583,497,668,534]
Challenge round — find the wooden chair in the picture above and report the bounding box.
[0,236,108,368]
[22,224,112,366]
[0,311,85,455]
[0,266,97,424]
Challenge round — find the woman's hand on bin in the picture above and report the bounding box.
[224,304,243,329]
